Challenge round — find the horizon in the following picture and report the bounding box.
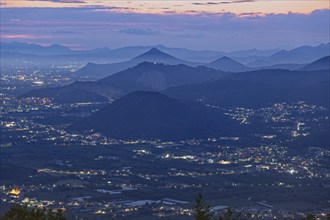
[1,0,328,14]
[1,3,329,51]
[2,40,330,53]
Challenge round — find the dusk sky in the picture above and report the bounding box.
[1,0,329,51]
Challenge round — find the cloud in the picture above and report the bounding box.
[119,28,158,35]
[0,8,328,51]
[234,0,255,3]
[90,6,138,13]
[28,0,86,3]
[192,0,254,6]
[52,30,78,34]
[1,34,52,40]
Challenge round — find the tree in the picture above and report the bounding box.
[303,213,316,220]
[0,205,66,220]
[194,193,214,220]
[219,208,234,220]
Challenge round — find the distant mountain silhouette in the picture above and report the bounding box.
[206,56,249,72]
[76,48,202,79]
[299,56,330,71]
[132,48,178,61]
[3,41,329,69]
[22,62,224,103]
[0,41,72,55]
[247,43,330,67]
[69,91,235,140]
[1,41,280,63]
[165,69,330,108]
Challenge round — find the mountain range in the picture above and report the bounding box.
[21,62,225,103]
[0,42,72,55]
[0,41,277,62]
[74,45,330,78]
[248,43,330,67]
[2,41,329,70]
[18,51,330,140]
[21,55,329,107]
[75,49,252,79]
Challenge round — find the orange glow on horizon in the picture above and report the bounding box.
[1,0,329,15]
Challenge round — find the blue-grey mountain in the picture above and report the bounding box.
[248,43,330,67]
[76,48,201,79]
[299,56,330,71]
[206,56,249,72]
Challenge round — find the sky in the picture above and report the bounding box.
[0,0,329,51]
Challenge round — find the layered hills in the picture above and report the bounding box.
[248,43,330,67]
[165,69,330,108]
[22,56,329,108]
[21,62,224,103]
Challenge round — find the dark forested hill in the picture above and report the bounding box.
[69,91,237,140]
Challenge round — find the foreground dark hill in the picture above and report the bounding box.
[165,69,330,108]
[69,91,235,140]
[300,56,330,71]
[206,56,249,72]
[22,62,224,103]
[76,48,201,79]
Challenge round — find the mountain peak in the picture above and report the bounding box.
[219,56,231,60]
[48,43,71,50]
[145,47,166,55]
[207,56,248,72]
[134,48,174,59]
[211,56,240,63]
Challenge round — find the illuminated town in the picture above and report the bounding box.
[1,67,329,219]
